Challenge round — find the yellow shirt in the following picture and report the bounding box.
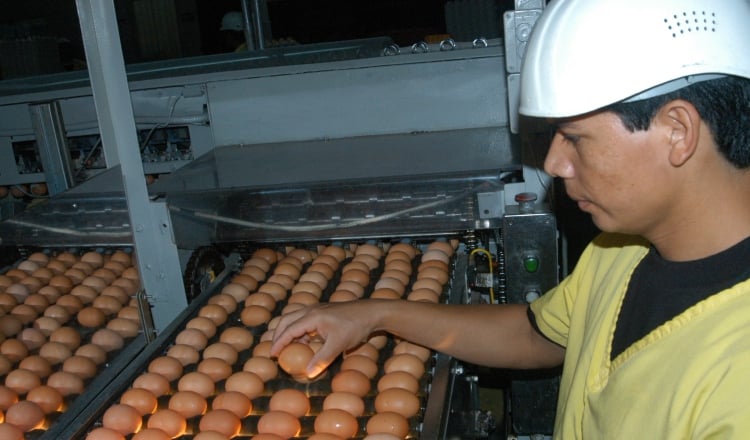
[531,233,750,439]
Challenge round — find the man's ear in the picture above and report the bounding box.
[656,99,701,167]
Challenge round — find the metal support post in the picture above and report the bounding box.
[75,0,187,332]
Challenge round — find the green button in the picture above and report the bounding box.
[523,256,539,273]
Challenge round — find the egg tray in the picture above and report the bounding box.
[70,241,464,439]
[0,268,148,440]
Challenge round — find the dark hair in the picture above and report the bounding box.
[604,76,750,169]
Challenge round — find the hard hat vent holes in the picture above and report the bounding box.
[663,11,717,37]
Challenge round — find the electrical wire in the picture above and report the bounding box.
[469,247,495,304]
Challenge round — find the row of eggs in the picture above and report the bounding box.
[88,240,455,439]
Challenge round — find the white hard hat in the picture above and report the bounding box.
[220,11,245,32]
[519,0,750,118]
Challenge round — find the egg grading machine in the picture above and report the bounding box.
[0,0,560,438]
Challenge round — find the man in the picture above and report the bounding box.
[271,0,750,437]
[219,11,249,52]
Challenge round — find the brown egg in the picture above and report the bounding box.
[323,391,365,417]
[33,316,60,337]
[252,340,273,358]
[202,342,238,365]
[266,273,295,290]
[185,316,217,339]
[330,369,371,397]
[298,272,330,290]
[244,292,277,311]
[133,372,171,397]
[47,371,85,396]
[370,288,402,300]
[5,400,45,432]
[80,251,104,268]
[103,261,126,276]
[344,342,380,361]
[341,354,379,379]
[169,390,208,418]
[5,284,29,303]
[197,304,228,326]
[56,294,84,314]
[177,371,215,397]
[427,240,455,256]
[117,306,140,322]
[48,275,74,294]
[326,290,356,305]
[0,384,18,410]
[252,248,278,264]
[320,245,346,262]
[0,292,19,312]
[368,333,389,350]
[102,403,142,435]
[48,326,81,351]
[288,292,319,306]
[416,266,449,285]
[377,371,420,394]
[219,326,254,352]
[110,250,132,266]
[23,293,50,313]
[272,262,301,281]
[243,356,278,382]
[352,254,380,271]
[385,251,413,266]
[111,277,138,296]
[224,371,264,399]
[407,288,440,303]
[0,355,11,377]
[384,353,425,379]
[91,328,125,352]
[107,317,140,338]
[308,262,335,280]
[197,357,233,382]
[62,355,98,379]
[131,429,170,440]
[340,268,370,286]
[75,343,108,365]
[71,261,95,276]
[120,387,158,415]
[82,276,108,293]
[380,270,410,287]
[211,391,253,418]
[32,267,55,284]
[278,342,315,380]
[121,267,140,281]
[26,384,63,414]
[146,408,187,438]
[374,387,421,418]
[257,282,288,302]
[44,304,71,324]
[148,356,184,382]
[241,265,267,283]
[45,261,68,276]
[5,270,27,283]
[281,302,306,315]
[240,305,272,327]
[10,303,38,325]
[292,280,323,298]
[337,281,366,298]
[167,344,200,366]
[257,410,301,438]
[365,411,410,437]
[244,257,271,273]
[314,408,359,438]
[101,286,130,305]
[207,293,238,315]
[175,328,209,351]
[5,368,42,394]
[1,339,29,362]
[269,388,310,417]
[226,278,256,297]
[19,276,43,294]
[19,355,53,379]
[199,408,242,437]
[85,427,126,440]
[18,327,47,351]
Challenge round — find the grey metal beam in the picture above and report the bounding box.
[74,0,187,332]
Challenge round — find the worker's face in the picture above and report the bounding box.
[544,111,669,235]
